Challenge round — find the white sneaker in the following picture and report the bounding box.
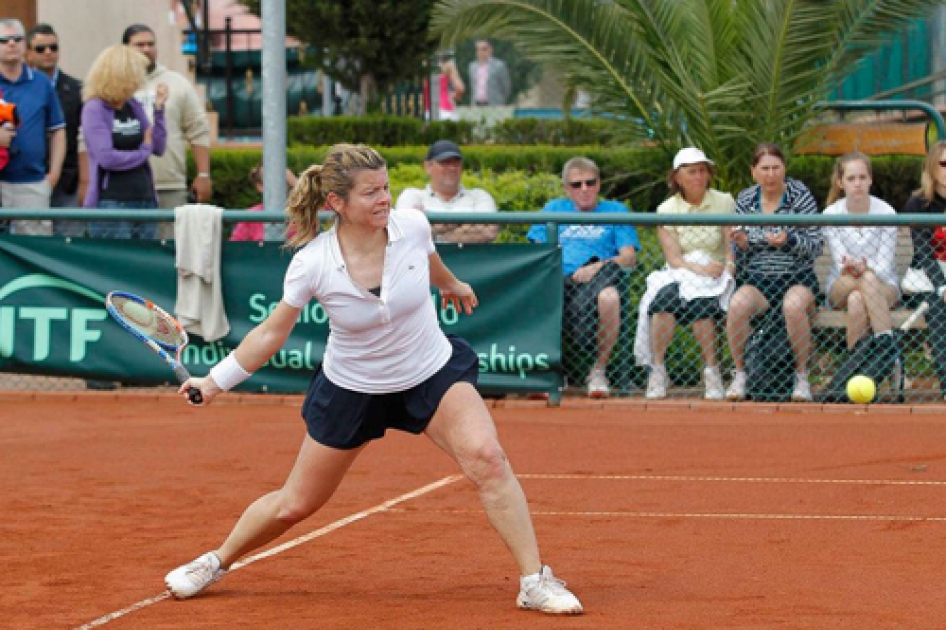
[704,366,724,400]
[586,368,610,399]
[165,551,227,599]
[791,373,812,402]
[726,370,747,401]
[517,566,583,614]
[645,365,668,399]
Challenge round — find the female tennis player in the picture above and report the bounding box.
[165,144,583,615]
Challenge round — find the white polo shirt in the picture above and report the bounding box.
[282,209,453,393]
[395,184,497,215]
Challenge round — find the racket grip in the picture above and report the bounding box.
[187,388,204,405]
[173,364,204,404]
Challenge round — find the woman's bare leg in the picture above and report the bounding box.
[425,382,541,576]
[214,437,365,568]
[650,312,676,366]
[726,285,769,370]
[782,285,816,373]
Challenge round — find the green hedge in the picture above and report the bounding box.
[287,115,616,147]
[200,146,924,214]
[488,117,618,146]
[288,115,478,147]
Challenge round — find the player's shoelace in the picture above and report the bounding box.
[530,573,570,600]
[184,557,219,586]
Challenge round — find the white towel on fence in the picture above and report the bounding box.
[634,250,735,367]
[174,204,230,342]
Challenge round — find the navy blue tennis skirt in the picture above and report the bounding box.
[301,335,479,450]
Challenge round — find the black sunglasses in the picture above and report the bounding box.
[32,44,58,53]
[0,35,24,44]
[939,160,946,167]
[567,178,598,189]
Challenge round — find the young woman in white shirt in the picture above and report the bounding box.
[163,144,582,614]
[822,152,899,353]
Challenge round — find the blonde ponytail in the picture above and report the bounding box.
[285,164,325,248]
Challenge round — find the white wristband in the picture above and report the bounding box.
[209,354,252,391]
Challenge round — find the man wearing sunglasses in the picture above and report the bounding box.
[527,157,640,398]
[27,24,83,235]
[0,18,65,236]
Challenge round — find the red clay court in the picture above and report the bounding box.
[3,392,946,629]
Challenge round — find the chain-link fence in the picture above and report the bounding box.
[2,209,945,404]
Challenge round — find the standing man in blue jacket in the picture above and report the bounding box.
[0,18,65,236]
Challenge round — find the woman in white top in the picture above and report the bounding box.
[163,144,582,614]
[646,147,735,400]
[822,152,899,351]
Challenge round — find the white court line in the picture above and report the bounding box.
[519,473,946,486]
[75,474,463,630]
[388,507,946,522]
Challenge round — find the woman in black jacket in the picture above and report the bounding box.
[903,141,946,398]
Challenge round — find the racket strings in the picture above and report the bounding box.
[111,295,185,347]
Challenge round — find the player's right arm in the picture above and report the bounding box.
[185,301,301,404]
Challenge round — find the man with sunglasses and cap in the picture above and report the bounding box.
[527,157,640,398]
[27,23,83,235]
[395,139,499,243]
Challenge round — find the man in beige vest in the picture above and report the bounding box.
[124,24,211,237]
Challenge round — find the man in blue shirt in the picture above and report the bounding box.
[527,156,640,398]
[0,18,65,236]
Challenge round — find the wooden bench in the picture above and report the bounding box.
[812,227,926,329]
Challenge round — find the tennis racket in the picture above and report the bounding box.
[105,291,203,404]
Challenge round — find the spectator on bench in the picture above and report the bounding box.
[822,152,900,358]
[527,156,640,398]
[395,139,499,243]
[642,147,735,400]
[903,140,946,400]
[726,143,823,402]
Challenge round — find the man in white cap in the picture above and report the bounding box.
[395,139,499,243]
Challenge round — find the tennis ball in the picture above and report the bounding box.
[123,301,154,327]
[847,375,876,404]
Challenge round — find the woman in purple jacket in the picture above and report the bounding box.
[81,44,167,239]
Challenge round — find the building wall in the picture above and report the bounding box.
[37,0,188,82]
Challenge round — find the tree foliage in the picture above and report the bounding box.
[241,0,438,109]
[432,0,945,191]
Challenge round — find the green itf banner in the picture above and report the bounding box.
[0,236,563,394]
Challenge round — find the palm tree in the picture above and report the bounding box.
[432,0,945,192]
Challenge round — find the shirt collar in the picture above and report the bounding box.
[326,212,404,270]
[0,63,33,85]
[676,191,712,211]
[425,183,466,203]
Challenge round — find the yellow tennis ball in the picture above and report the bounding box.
[847,375,876,404]
[123,301,154,328]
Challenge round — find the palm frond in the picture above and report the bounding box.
[432,0,945,191]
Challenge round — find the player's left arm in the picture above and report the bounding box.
[429,252,478,315]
